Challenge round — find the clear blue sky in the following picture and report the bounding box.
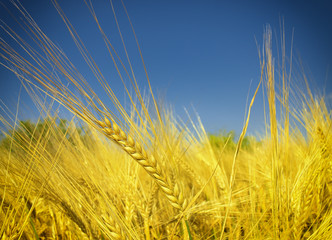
[1,0,331,135]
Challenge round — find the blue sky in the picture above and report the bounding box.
[0,0,331,136]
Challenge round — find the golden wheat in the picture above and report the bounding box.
[0,1,331,239]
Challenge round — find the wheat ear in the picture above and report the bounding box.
[96,118,187,211]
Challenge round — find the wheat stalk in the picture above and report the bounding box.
[96,117,187,211]
[101,214,126,240]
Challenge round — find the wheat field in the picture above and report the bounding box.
[0,1,331,239]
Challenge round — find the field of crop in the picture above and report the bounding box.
[0,1,331,239]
